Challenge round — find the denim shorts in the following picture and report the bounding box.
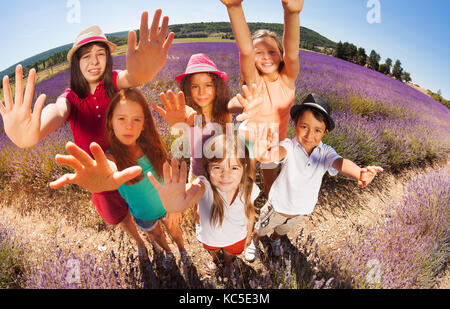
[134,214,166,232]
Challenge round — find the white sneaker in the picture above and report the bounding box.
[271,238,281,257]
[245,241,257,262]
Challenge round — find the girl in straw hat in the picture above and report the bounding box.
[0,10,174,261]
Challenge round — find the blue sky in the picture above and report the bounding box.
[0,0,449,98]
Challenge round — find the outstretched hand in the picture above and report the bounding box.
[0,65,46,148]
[152,90,197,126]
[282,0,305,13]
[50,142,142,193]
[126,10,175,85]
[235,83,264,122]
[358,166,384,188]
[147,158,204,213]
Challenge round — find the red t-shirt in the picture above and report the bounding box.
[58,70,120,157]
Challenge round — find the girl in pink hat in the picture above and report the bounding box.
[153,53,262,182]
[0,10,174,261]
[221,0,304,197]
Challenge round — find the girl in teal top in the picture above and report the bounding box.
[105,88,188,268]
[117,155,166,221]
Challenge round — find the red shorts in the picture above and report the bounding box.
[202,237,247,255]
[91,190,129,225]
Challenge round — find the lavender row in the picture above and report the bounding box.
[332,170,449,288]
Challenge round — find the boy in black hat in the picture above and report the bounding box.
[244,93,383,261]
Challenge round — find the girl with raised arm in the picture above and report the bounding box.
[220,0,304,196]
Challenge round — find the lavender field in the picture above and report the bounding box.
[0,42,449,289]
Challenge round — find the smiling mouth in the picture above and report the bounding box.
[88,69,101,74]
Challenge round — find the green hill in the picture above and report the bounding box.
[167,22,336,48]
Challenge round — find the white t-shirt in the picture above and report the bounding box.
[196,176,260,247]
[268,138,342,216]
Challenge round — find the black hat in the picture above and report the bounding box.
[290,93,335,131]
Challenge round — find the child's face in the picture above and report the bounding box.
[208,156,244,195]
[253,37,282,76]
[79,44,107,86]
[190,73,216,110]
[111,99,145,146]
[295,110,329,155]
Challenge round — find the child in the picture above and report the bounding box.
[220,0,303,196]
[105,88,189,269]
[244,93,384,261]
[148,134,260,278]
[0,11,175,261]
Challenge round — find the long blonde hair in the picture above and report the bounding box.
[202,134,256,227]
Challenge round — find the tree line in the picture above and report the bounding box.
[333,41,412,83]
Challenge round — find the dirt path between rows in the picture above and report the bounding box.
[1,160,448,288]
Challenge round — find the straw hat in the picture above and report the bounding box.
[67,25,116,62]
[175,53,228,83]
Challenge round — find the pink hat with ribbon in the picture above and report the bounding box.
[175,53,228,83]
[67,25,117,62]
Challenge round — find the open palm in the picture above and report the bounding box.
[253,126,280,162]
[152,90,196,126]
[126,10,175,85]
[50,142,142,193]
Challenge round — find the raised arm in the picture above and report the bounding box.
[332,158,383,188]
[147,158,204,213]
[220,0,259,85]
[0,65,69,148]
[281,0,303,84]
[116,10,175,89]
[49,142,142,193]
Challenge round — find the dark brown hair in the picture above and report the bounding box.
[106,88,169,185]
[179,72,231,129]
[201,134,256,227]
[70,42,116,100]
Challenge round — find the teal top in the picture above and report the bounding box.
[118,155,166,221]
